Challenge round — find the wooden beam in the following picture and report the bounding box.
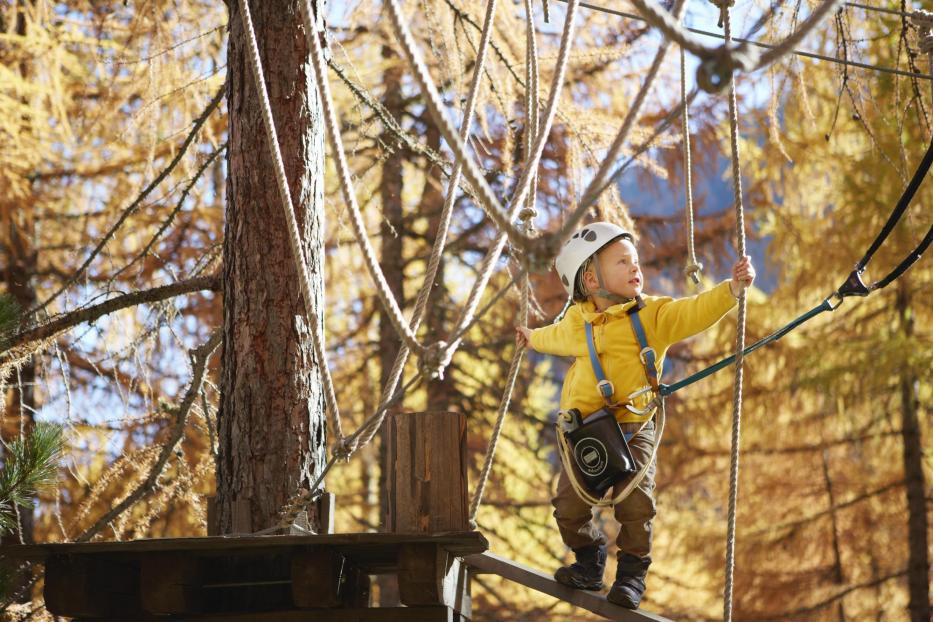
[140,552,203,615]
[76,606,464,622]
[45,555,142,618]
[3,531,488,562]
[398,544,470,618]
[464,552,672,622]
[290,549,343,608]
[385,412,468,533]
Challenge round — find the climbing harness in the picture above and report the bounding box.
[556,298,666,507]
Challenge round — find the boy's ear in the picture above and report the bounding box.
[582,266,598,291]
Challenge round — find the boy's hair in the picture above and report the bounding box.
[571,233,634,302]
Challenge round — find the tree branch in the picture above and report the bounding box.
[28,82,226,318]
[75,330,222,542]
[1,274,220,353]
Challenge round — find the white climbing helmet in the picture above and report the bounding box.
[555,222,634,299]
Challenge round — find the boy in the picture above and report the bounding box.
[516,221,755,609]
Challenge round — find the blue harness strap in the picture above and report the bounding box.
[585,322,615,404]
[627,304,660,392]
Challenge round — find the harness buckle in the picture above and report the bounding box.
[826,291,844,310]
[596,379,615,400]
[639,347,656,366]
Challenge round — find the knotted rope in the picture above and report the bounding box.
[681,29,703,285]
[722,5,749,621]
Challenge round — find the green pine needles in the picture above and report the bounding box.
[0,422,63,535]
[0,294,21,341]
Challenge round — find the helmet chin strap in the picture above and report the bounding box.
[589,253,633,306]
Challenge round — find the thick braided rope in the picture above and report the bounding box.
[235,0,343,439]
[681,45,702,284]
[524,0,541,219]
[469,257,530,524]
[299,0,424,357]
[723,6,748,622]
[469,3,541,523]
[348,0,503,451]
[384,0,532,253]
[448,0,581,348]
[626,0,842,77]
[558,0,686,249]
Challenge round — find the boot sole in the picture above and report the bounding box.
[554,572,604,591]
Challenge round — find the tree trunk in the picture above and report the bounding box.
[377,41,407,533]
[895,281,930,622]
[217,0,327,535]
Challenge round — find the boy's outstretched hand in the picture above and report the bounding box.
[515,326,533,349]
[730,255,756,297]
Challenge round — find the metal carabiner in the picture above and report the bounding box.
[623,386,658,416]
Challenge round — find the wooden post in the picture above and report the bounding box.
[384,411,468,533]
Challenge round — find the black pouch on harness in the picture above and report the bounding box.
[565,408,638,497]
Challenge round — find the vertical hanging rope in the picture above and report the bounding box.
[681,45,703,285]
[722,4,749,621]
[470,0,540,523]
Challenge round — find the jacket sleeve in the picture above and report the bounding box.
[653,280,737,348]
[529,306,589,357]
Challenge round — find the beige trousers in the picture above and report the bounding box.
[551,420,657,558]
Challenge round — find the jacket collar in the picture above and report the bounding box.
[576,297,640,321]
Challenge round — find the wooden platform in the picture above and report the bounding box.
[465,552,672,622]
[3,531,486,621]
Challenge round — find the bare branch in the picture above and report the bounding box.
[1,274,220,353]
[75,330,222,542]
[28,82,226,318]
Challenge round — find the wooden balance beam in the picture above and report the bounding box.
[464,552,673,622]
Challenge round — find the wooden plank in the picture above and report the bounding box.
[140,552,202,615]
[385,412,468,533]
[3,531,488,562]
[290,548,343,608]
[77,606,462,622]
[45,554,142,618]
[397,545,470,618]
[464,552,672,622]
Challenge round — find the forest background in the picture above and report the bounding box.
[0,0,930,620]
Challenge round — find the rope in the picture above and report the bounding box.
[298,0,425,357]
[383,0,534,254]
[234,0,344,438]
[722,5,748,621]
[555,0,687,252]
[447,0,581,351]
[359,0,503,445]
[681,36,702,285]
[554,0,933,82]
[469,0,541,523]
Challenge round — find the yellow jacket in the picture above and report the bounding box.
[530,280,737,423]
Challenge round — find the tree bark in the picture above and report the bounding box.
[377,41,407,533]
[217,0,327,534]
[895,281,930,622]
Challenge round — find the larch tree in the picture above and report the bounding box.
[217,0,328,535]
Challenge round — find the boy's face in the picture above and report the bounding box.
[584,238,643,300]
